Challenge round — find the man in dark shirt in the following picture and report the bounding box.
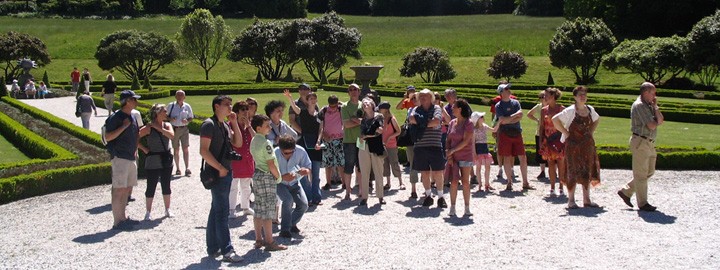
[104,90,141,230]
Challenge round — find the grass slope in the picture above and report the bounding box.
[0,134,30,163]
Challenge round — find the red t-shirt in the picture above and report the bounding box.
[71,70,81,83]
[231,125,255,178]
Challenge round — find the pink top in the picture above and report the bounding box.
[382,116,398,149]
[446,118,474,162]
[231,125,255,178]
[474,124,491,144]
[322,107,343,140]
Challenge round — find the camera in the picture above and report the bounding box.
[225,150,243,161]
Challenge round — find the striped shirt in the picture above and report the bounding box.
[413,105,443,148]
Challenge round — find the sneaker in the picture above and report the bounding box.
[437,197,447,208]
[559,189,565,196]
[537,171,546,179]
[222,251,243,263]
[422,196,434,207]
[639,203,657,212]
[165,209,175,218]
[265,241,288,251]
[291,225,301,233]
[379,198,386,205]
[410,191,418,199]
[144,212,151,221]
[243,208,255,216]
[448,205,456,217]
[548,189,556,197]
[463,208,473,217]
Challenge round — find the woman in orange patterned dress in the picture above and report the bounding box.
[552,86,601,209]
[539,88,566,197]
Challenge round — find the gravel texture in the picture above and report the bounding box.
[1,96,719,269]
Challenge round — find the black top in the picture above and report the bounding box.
[297,108,322,161]
[102,80,117,94]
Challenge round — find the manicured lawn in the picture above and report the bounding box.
[143,91,720,150]
[0,134,30,163]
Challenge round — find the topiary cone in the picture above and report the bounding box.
[0,76,6,97]
[42,71,50,88]
[143,77,151,90]
[255,70,263,83]
[547,71,555,85]
[131,75,141,90]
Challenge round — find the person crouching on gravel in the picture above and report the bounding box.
[250,114,288,251]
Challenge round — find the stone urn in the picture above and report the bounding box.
[350,65,383,98]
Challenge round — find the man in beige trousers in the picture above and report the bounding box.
[618,82,664,212]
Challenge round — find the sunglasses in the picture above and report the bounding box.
[282,150,295,156]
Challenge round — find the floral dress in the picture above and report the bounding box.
[539,105,565,161]
[564,108,601,189]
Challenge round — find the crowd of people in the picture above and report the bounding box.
[101,81,664,263]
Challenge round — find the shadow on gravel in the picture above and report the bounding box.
[85,204,112,215]
[72,219,163,244]
[182,255,222,270]
[638,211,676,224]
[229,215,249,228]
[561,207,607,217]
[443,216,475,226]
[332,199,356,211]
[542,195,566,204]
[352,204,382,215]
[498,190,526,198]
[405,206,442,219]
[472,191,490,198]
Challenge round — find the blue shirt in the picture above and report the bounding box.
[495,99,522,131]
[105,110,139,160]
[274,145,311,186]
[266,120,298,146]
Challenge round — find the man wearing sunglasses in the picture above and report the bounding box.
[274,135,310,239]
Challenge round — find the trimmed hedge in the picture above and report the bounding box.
[1,97,104,148]
[0,112,77,170]
[0,163,111,204]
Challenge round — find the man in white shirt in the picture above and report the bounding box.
[167,90,194,176]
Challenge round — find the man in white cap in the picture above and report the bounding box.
[494,83,531,191]
[104,90,142,230]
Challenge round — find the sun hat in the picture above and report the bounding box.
[470,111,486,123]
[298,83,311,90]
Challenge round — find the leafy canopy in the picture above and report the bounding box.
[399,47,456,83]
[603,36,687,85]
[549,17,617,84]
[0,31,51,83]
[227,19,300,81]
[177,8,231,80]
[686,10,720,88]
[95,29,179,81]
[487,51,528,83]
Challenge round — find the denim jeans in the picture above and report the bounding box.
[276,181,308,233]
[302,160,323,203]
[206,173,234,255]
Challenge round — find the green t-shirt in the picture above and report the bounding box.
[341,100,362,143]
[250,134,279,182]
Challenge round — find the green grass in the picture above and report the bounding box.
[3,14,706,88]
[142,91,720,150]
[0,134,30,163]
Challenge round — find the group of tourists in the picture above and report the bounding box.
[100,80,664,263]
[9,78,49,99]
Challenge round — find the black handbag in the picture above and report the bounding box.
[152,128,174,169]
[396,115,414,147]
[200,159,218,189]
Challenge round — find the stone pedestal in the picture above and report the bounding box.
[350,65,383,98]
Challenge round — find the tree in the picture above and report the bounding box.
[296,12,362,85]
[0,31,51,82]
[228,20,300,81]
[686,10,720,88]
[177,9,231,80]
[95,30,179,81]
[603,36,687,85]
[487,50,528,82]
[399,47,456,83]
[548,18,617,84]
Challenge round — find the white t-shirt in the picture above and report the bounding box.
[552,104,600,143]
[167,101,193,127]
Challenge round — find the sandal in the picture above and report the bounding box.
[567,203,580,209]
[485,185,495,192]
[253,240,265,249]
[399,184,406,190]
[175,170,181,176]
[584,202,601,208]
[265,241,288,251]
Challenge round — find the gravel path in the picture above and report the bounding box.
[2,96,719,269]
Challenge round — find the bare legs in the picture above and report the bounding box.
[111,187,130,226]
[475,161,492,192]
[547,158,565,194]
[449,167,472,214]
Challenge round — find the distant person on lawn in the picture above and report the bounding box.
[77,90,97,129]
[167,90,194,176]
[101,74,117,116]
[70,67,80,93]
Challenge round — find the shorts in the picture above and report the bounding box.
[412,147,446,172]
[111,157,138,188]
[497,132,526,157]
[444,160,473,181]
[172,126,190,149]
[343,143,359,174]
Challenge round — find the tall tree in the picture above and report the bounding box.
[686,10,720,88]
[399,47,456,83]
[0,31,51,82]
[296,12,362,85]
[95,30,179,80]
[177,9,231,80]
[227,20,300,81]
[549,17,617,84]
